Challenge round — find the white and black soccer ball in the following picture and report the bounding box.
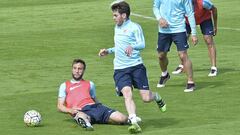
[23,110,41,127]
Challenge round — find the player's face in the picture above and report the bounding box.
[72,63,85,81]
[112,11,126,26]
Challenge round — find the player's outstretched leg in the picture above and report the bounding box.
[128,123,142,134]
[128,116,142,134]
[155,92,166,112]
[74,115,94,131]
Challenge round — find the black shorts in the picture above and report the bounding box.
[186,19,214,35]
[157,32,189,52]
[114,64,150,96]
[81,103,115,124]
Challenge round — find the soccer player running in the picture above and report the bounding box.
[172,0,218,77]
[57,59,130,131]
[153,0,198,92]
[98,1,166,133]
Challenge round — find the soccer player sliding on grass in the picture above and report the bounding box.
[57,59,135,131]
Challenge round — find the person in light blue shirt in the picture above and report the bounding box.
[172,0,218,77]
[98,1,166,134]
[153,0,198,92]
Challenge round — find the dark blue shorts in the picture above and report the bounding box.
[114,64,149,96]
[157,32,189,52]
[186,19,214,35]
[81,103,115,124]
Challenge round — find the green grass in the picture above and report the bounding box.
[0,0,240,134]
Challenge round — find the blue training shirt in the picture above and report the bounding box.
[202,0,214,10]
[107,19,144,70]
[153,0,197,35]
[58,80,96,98]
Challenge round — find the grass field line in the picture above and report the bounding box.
[131,13,240,31]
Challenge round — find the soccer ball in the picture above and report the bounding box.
[23,110,42,127]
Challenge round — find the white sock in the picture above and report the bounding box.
[161,71,168,76]
[179,64,184,68]
[211,66,217,70]
[129,114,137,124]
[187,81,194,84]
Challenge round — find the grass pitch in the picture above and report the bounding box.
[0,0,240,135]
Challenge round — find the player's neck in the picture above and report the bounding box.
[71,78,83,83]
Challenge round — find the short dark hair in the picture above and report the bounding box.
[72,58,86,70]
[111,1,131,18]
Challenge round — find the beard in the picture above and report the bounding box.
[72,73,83,81]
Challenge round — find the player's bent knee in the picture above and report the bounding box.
[204,36,214,45]
[140,91,152,102]
[109,111,128,123]
[141,95,151,102]
[158,55,166,61]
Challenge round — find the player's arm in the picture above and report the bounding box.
[153,0,168,28]
[57,97,78,115]
[98,47,115,57]
[132,25,145,50]
[184,0,198,45]
[125,25,145,56]
[153,0,161,20]
[90,81,99,103]
[203,0,218,35]
[211,6,218,35]
[92,97,100,104]
[57,83,78,115]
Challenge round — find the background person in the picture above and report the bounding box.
[172,0,218,77]
[153,0,198,92]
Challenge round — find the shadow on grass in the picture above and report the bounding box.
[193,80,225,91]
[194,67,240,75]
[63,118,75,123]
[141,117,179,129]
[62,117,178,129]
[163,78,225,91]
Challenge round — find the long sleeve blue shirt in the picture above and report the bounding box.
[153,0,197,35]
[202,0,214,9]
[107,19,144,70]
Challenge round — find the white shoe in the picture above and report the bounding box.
[128,116,142,124]
[172,65,183,75]
[136,116,142,123]
[184,89,194,92]
[128,123,142,133]
[208,68,217,77]
[157,84,165,88]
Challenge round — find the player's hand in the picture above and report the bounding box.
[125,45,133,57]
[191,35,198,46]
[69,109,79,115]
[213,27,217,36]
[98,49,108,57]
[159,18,169,28]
